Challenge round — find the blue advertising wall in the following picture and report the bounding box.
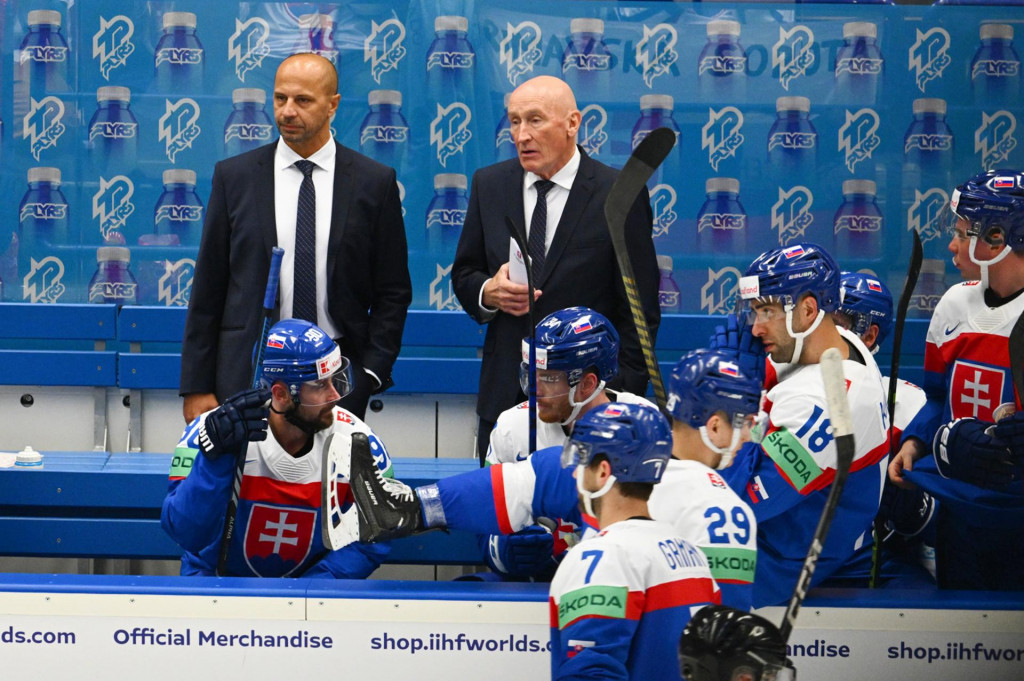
[1,1,1021,316]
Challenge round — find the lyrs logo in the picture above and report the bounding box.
[908,188,949,245]
[24,96,66,161]
[772,186,814,247]
[909,28,951,93]
[20,39,68,65]
[699,48,745,77]
[225,118,274,146]
[427,45,474,72]
[972,50,1020,81]
[228,18,270,83]
[701,266,742,314]
[364,18,406,85]
[835,206,882,234]
[159,98,201,162]
[773,26,815,91]
[90,114,137,143]
[22,256,66,303]
[429,263,462,311]
[768,128,816,153]
[698,207,746,233]
[499,21,542,86]
[93,15,135,81]
[836,53,882,77]
[839,108,881,172]
[975,111,1017,170]
[578,105,608,156]
[702,107,744,172]
[158,258,195,306]
[650,184,678,239]
[905,129,952,154]
[426,204,466,230]
[155,202,203,227]
[563,47,610,73]
[430,102,472,168]
[92,175,135,241]
[155,41,203,68]
[636,24,678,88]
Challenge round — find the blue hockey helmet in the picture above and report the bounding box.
[837,271,894,348]
[261,319,354,406]
[561,402,672,484]
[738,243,841,314]
[679,605,795,681]
[950,169,1024,251]
[521,307,619,389]
[667,349,762,430]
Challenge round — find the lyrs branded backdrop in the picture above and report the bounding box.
[1,1,1020,316]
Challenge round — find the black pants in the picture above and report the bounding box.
[476,417,494,466]
[335,338,372,421]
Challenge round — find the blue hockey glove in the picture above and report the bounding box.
[485,525,554,578]
[708,313,766,385]
[879,481,934,538]
[934,418,1022,489]
[198,386,271,458]
[993,410,1024,451]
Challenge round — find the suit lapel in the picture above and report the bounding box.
[257,144,278,256]
[536,149,595,287]
[327,142,353,284]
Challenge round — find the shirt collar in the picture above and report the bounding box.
[525,145,580,192]
[275,137,337,173]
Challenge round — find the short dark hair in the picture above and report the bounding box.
[589,455,653,501]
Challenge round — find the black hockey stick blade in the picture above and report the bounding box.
[506,215,537,456]
[605,128,676,409]
[1010,311,1024,408]
[780,347,855,642]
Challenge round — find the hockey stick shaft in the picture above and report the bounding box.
[216,246,284,575]
[780,347,855,642]
[506,216,537,456]
[604,127,676,410]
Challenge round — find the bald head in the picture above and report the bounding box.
[274,53,341,158]
[507,76,581,179]
[279,53,338,96]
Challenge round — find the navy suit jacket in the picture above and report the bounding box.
[181,140,411,401]
[452,149,660,423]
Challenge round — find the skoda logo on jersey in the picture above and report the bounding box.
[429,263,462,311]
[975,111,1017,170]
[24,96,66,161]
[159,98,201,163]
[365,18,406,85]
[839,108,881,172]
[908,188,949,245]
[155,202,203,227]
[650,184,678,239]
[158,258,195,307]
[20,200,67,223]
[909,28,951,93]
[23,256,66,303]
[636,24,678,89]
[92,175,135,242]
[703,107,744,172]
[430,102,472,168]
[93,15,135,81]
[773,26,815,91]
[244,505,315,577]
[426,205,466,230]
[701,266,742,314]
[228,17,270,83]
[578,105,608,156]
[499,21,542,86]
[772,186,814,247]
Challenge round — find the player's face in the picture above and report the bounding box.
[295,379,341,431]
[707,411,755,467]
[274,55,340,157]
[536,370,572,423]
[948,216,982,280]
[750,300,798,363]
[508,82,580,180]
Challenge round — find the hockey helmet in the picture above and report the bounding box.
[837,271,894,348]
[667,349,761,430]
[950,169,1024,251]
[738,243,840,315]
[261,319,354,406]
[561,402,672,484]
[679,605,795,681]
[520,306,619,394]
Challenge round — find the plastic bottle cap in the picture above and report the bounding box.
[298,14,333,30]
[657,254,674,271]
[232,88,266,105]
[434,174,467,191]
[843,179,876,196]
[435,16,468,33]
[913,98,946,115]
[97,86,131,103]
[163,12,197,29]
[706,177,740,194]
[980,23,1013,42]
[640,94,674,112]
[776,96,810,113]
[15,446,43,468]
[28,10,61,27]
[921,258,945,275]
[163,169,197,186]
[368,90,402,107]
[97,246,131,263]
[570,18,604,35]
[843,22,877,40]
[27,167,61,184]
[707,20,741,37]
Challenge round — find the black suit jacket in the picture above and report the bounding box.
[452,149,660,423]
[181,140,412,401]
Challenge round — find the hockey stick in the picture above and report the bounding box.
[506,215,538,457]
[779,347,855,642]
[604,127,676,409]
[1009,311,1024,408]
[216,246,284,575]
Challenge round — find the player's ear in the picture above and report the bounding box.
[863,323,879,349]
[270,381,291,406]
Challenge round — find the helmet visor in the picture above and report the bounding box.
[297,356,354,407]
[519,365,572,398]
[561,439,595,470]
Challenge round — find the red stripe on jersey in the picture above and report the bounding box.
[549,596,559,627]
[764,361,778,392]
[643,578,721,613]
[241,475,320,507]
[800,438,889,494]
[930,333,1011,375]
[490,465,514,535]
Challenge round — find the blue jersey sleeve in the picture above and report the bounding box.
[303,541,392,579]
[551,616,634,681]
[720,441,805,523]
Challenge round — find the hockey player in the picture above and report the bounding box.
[888,170,1024,590]
[678,605,795,681]
[162,319,392,578]
[716,243,890,606]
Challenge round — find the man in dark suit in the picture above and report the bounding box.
[452,75,660,463]
[181,53,411,422]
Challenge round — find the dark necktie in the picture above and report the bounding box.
[293,159,317,323]
[528,180,555,283]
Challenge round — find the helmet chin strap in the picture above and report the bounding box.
[576,465,615,518]
[784,307,826,367]
[968,235,1012,289]
[699,425,742,470]
[562,379,607,427]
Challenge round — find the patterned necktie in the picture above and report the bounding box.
[528,180,555,283]
[293,159,317,323]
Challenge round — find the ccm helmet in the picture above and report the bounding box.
[261,319,353,406]
[837,271,893,349]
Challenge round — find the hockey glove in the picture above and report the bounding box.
[198,386,271,459]
[879,481,934,538]
[993,410,1024,452]
[708,313,766,385]
[934,418,1021,489]
[485,525,555,579]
